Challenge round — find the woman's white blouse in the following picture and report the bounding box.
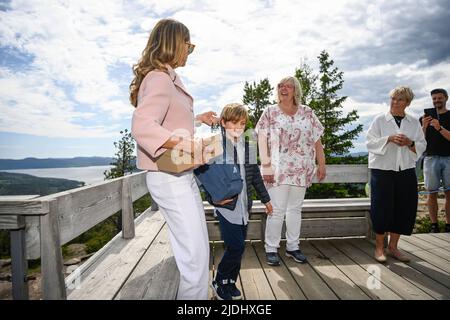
[366,112,426,171]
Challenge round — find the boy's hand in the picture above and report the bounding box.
[264,202,273,216]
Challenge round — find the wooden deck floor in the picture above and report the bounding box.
[209,234,450,300]
[67,209,450,300]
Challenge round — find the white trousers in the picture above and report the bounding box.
[264,185,306,253]
[146,171,209,300]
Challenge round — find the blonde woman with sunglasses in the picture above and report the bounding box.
[130,19,217,300]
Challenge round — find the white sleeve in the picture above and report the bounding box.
[366,118,389,155]
[409,120,427,160]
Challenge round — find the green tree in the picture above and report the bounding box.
[104,129,153,217]
[242,78,275,129]
[66,130,151,253]
[312,50,363,159]
[295,62,318,105]
[104,129,136,179]
[104,129,137,232]
[295,53,366,198]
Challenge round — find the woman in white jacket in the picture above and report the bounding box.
[366,86,426,263]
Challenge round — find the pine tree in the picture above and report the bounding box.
[104,129,137,231]
[104,129,136,179]
[311,51,363,158]
[295,62,318,106]
[242,78,275,129]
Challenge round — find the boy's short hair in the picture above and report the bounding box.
[430,88,448,98]
[220,103,248,123]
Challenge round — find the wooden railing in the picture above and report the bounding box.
[0,164,370,300]
[0,171,148,299]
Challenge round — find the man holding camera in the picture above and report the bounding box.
[421,88,450,233]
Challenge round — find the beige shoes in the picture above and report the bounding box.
[374,251,387,263]
[387,248,410,262]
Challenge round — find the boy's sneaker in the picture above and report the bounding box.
[285,249,307,263]
[211,280,232,300]
[430,223,440,233]
[266,252,280,266]
[227,280,242,300]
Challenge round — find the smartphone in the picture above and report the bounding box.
[424,108,439,119]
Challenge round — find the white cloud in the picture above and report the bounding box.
[0,0,449,156]
[0,68,116,137]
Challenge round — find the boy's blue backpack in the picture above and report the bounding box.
[194,132,243,209]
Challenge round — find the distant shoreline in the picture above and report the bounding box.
[0,157,115,170]
[1,165,113,185]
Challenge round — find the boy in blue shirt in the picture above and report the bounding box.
[208,103,273,300]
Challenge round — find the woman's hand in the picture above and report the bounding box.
[317,163,326,182]
[264,202,273,216]
[261,164,275,183]
[172,136,202,154]
[388,134,412,147]
[196,111,219,126]
[262,174,275,184]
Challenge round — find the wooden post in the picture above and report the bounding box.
[40,199,66,300]
[365,211,375,240]
[121,177,135,239]
[10,216,29,300]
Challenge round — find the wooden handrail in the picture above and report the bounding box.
[0,165,371,300]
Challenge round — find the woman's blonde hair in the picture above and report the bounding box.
[220,103,249,123]
[389,86,415,104]
[130,19,190,107]
[277,76,303,106]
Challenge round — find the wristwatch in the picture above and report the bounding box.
[438,126,444,132]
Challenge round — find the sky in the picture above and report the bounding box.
[0,0,449,159]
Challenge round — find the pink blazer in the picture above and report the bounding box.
[131,66,194,171]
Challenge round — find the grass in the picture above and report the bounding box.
[414,216,447,233]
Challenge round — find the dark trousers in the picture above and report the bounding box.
[370,168,418,235]
[215,211,247,283]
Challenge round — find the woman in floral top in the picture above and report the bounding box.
[256,76,326,266]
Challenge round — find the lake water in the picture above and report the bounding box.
[1,165,114,185]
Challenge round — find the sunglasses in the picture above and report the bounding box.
[186,42,195,54]
[278,83,294,89]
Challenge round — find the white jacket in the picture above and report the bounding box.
[366,111,426,171]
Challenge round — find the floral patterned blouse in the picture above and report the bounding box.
[256,104,324,189]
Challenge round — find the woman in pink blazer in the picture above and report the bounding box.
[130,19,217,300]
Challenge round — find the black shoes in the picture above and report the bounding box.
[266,250,308,265]
[430,223,440,233]
[285,250,308,263]
[266,252,280,266]
[211,279,242,300]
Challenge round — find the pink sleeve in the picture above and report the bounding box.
[311,111,324,142]
[255,107,270,133]
[131,72,174,158]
